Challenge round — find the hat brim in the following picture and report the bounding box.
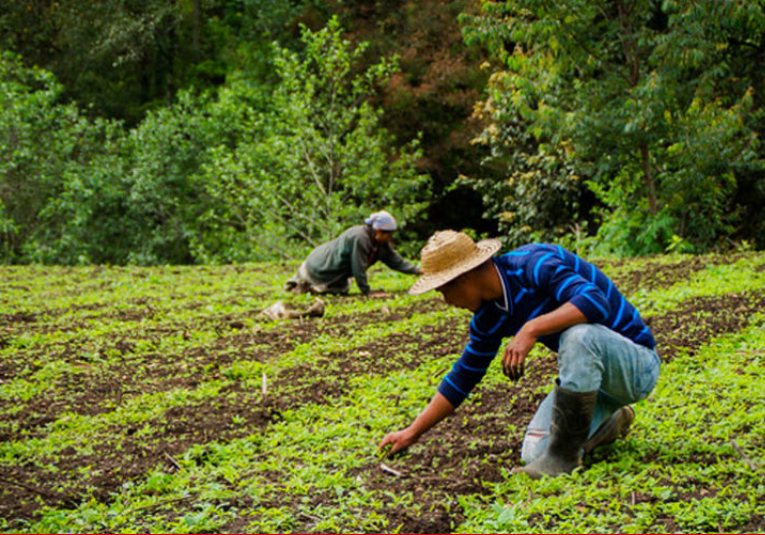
[408,238,502,295]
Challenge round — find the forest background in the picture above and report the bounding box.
[1,0,764,266]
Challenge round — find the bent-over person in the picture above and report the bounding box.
[285,211,420,296]
[380,230,660,478]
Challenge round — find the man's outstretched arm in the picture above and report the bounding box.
[379,392,454,457]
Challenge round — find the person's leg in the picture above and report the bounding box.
[322,277,351,295]
[557,323,659,429]
[583,404,634,454]
[521,389,625,464]
[519,324,660,471]
[285,262,313,293]
[520,389,554,464]
[516,384,597,478]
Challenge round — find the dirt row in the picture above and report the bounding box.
[2,254,764,532]
[647,290,765,361]
[0,297,452,443]
[0,300,463,529]
[596,252,753,296]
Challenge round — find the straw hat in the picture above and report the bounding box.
[409,230,502,295]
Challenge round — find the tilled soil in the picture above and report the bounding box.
[597,252,750,296]
[648,290,765,361]
[0,299,465,528]
[2,256,764,533]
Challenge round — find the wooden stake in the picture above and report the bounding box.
[262,372,268,395]
[163,451,181,471]
[731,439,759,470]
[380,463,403,477]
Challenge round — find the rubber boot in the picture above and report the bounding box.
[516,386,597,479]
[583,406,635,454]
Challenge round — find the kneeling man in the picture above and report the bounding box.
[380,230,660,478]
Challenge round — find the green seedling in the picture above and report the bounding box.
[0,254,763,533]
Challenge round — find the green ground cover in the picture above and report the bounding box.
[1,253,764,533]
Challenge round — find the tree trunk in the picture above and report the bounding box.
[192,0,201,59]
[639,140,659,215]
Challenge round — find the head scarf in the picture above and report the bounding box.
[364,210,397,231]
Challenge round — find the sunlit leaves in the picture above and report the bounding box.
[195,17,430,262]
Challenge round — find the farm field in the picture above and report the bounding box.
[1,252,765,533]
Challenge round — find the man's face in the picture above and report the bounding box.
[436,274,482,312]
[373,229,394,244]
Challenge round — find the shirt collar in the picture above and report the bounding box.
[492,258,511,313]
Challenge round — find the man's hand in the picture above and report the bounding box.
[379,392,453,458]
[379,428,418,457]
[502,326,537,381]
[501,303,588,381]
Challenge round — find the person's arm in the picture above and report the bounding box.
[379,392,454,456]
[503,248,609,380]
[502,302,587,380]
[378,244,421,275]
[380,311,502,456]
[350,234,373,295]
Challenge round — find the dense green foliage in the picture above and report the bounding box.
[1,1,764,264]
[462,0,765,254]
[0,0,313,124]
[195,19,429,262]
[0,54,124,263]
[0,19,428,264]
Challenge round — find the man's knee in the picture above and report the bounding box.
[559,324,600,355]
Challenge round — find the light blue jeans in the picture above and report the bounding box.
[520,324,661,463]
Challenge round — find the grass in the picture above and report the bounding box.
[1,252,764,533]
[458,320,765,533]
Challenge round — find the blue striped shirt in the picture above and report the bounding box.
[438,244,656,408]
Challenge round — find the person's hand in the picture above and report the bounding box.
[502,326,537,381]
[379,428,418,457]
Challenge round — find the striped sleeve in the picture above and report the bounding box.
[437,313,503,408]
[525,248,611,323]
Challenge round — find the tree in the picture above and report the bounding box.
[195,17,430,262]
[0,0,315,125]
[331,0,496,238]
[462,0,764,254]
[0,53,118,263]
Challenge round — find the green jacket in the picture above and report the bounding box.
[304,225,419,294]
